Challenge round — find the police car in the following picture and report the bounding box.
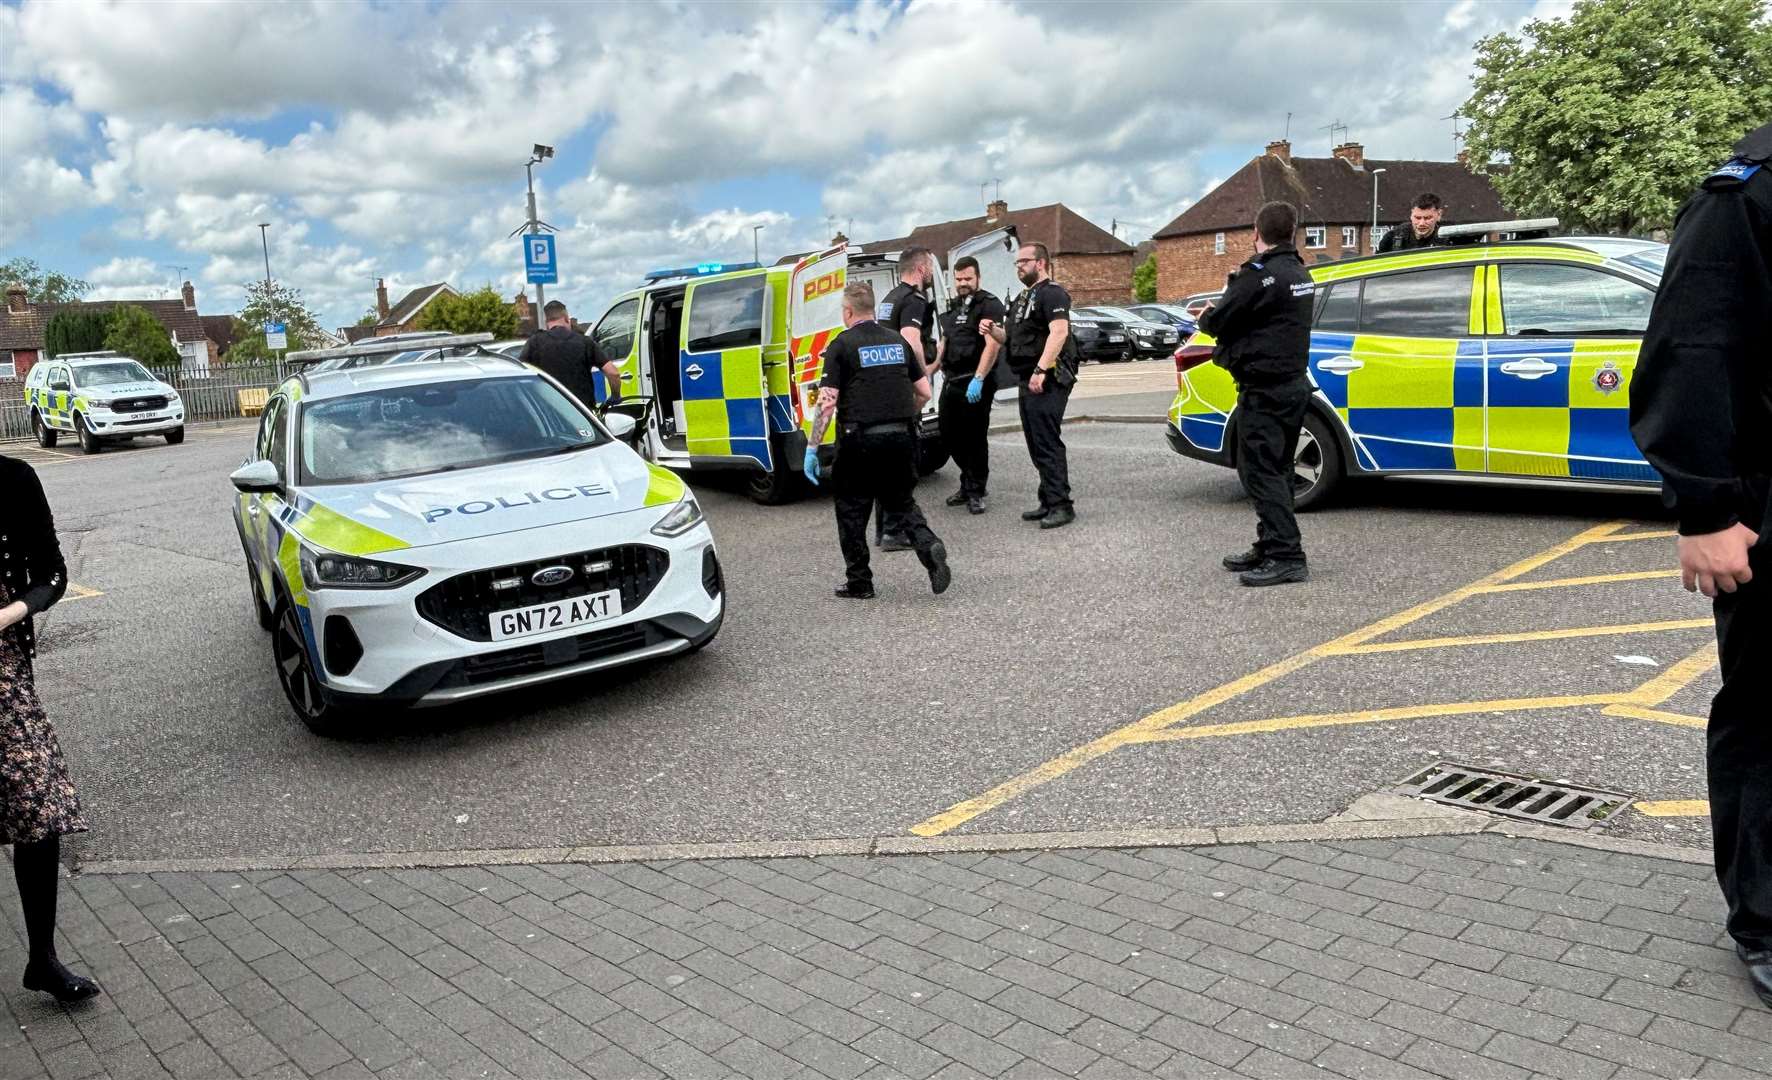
[230,334,723,734]
[1166,229,1667,507]
[24,351,186,452]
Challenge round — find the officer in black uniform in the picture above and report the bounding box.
[872,247,938,549]
[1199,200,1316,586]
[804,280,951,599]
[978,242,1077,529]
[935,255,1006,513]
[1376,192,1445,253]
[519,299,622,407]
[1629,121,1772,1007]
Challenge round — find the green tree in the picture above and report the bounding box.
[1462,0,1772,234]
[355,308,378,327]
[237,278,327,353]
[0,257,90,303]
[102,305,180,369]
[416,286,518,338]
[44,309,110,357]
[1132,254,1158,303]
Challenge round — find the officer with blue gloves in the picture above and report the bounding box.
[935,256,1006,514]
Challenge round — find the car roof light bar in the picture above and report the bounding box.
[287,332,496,364]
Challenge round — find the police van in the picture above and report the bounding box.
[23,350,186,452]
[581,227,1019,503]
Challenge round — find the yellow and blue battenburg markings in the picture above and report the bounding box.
[1310,333,1487,472]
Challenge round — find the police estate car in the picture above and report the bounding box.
[24,351,186,452]
[1166,233,1667,507]
[230,335,723,734]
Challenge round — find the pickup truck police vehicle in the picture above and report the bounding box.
[231,334,723,735]
[24,351,186,452]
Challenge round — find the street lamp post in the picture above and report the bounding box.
[521,145,554,316]
[752,224,764,265]
[257,222,279,359]
[1369,168,1388,252]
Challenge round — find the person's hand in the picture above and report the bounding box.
[966,377,984,404]
[1679,523,1759,597]
[803,447,821,486]
[0,600,26,631]
[977,318,996,339]
[1029,370,1046,395]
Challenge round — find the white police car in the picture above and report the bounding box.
[230,334,723,734]
[24,351,186,452]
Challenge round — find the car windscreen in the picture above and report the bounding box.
[71,361,155,388]
[1619,247,1665,280]
[297,375,607,485]
[1090,306,1142,322]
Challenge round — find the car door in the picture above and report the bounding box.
[45,365,72,429]
[590,297,641,405]
[679,271,772,469]
[1485,261,1656,481]
[1311,264,1485,473]
[240,394,287,597]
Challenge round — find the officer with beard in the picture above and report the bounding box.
[977,242,1077,529]
[935,255,1006,513]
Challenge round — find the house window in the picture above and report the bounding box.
[0,352,14,379]
[1370,225,1391,252]
[1213,232,1226,255]
[1341,226,1358,249]
[1304,226,1327,249]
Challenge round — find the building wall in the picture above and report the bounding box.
[1156,222,1383,300]
[1054,252,1134,305]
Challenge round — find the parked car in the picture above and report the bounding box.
[24,351,186,453]
[1078,306,1180,359]
[1177,291,1222,319]
[1127,303,1198,337]
[1068,311,1132,363]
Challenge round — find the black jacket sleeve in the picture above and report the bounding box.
[1198,264,1261,345]
[1376,229,1400,254]
[13,461,68,616]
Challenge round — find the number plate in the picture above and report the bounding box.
[1108,335,1126,342]
[489,589,622,641]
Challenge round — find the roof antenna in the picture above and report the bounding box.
[1284,112,1291,140]
[1320,119,1347,154]
[1443,112,1466,156]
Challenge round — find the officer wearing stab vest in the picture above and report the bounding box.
[978,242,1077,529]
[935,255,1006,514]
[1629,121,1772,1008]
[803,280,952,600]
[871,246,938,550]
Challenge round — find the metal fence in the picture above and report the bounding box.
[0,362,296,443]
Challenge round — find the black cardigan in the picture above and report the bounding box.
[1,455,68,658]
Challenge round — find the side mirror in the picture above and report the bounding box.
[603,413,638,443]
[230,460,282,494]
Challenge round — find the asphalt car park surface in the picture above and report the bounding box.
[16,413,1714,869]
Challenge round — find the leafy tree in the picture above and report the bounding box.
[0,257,90,303]
[102,305,180,369]
[1132,254,1158,303]
[1462,0,1772,234]
[356,308,379,327]
[44,309,110,357]
[237,279,327,353]
[416,286,518,338]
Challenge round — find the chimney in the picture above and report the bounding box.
[181,280,196,311]
[5,286,26,314]
[831,231,849,247]
[986,198,1008,223]
[1456,147,1471,168]
[1332,142,1365,169]
[375,278,389,320]
[1265,139,1292,163]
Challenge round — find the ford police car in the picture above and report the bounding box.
[24,351,186,452]
[1166,232,1667,508]
[230,334,723,734]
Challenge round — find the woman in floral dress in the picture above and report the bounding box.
[1,454,98,1002]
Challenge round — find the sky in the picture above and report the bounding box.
[0,0,1572,333]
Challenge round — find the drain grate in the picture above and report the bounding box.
[1395,762,1634,829]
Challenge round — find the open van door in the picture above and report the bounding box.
[947,226,1020,401]
[679,270,772,470]
[787,244,848,443]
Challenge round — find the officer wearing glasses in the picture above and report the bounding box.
[977,243,1077,529]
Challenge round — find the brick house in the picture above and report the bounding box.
[1,280,214,381]
[1153,140,1511,301]
[341,279,458,342]
[864,200,1137,304]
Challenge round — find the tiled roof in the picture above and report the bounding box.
[864,204,1134,266]
[1,297,206,353]
[200,315,239,355]
[377,283,454,329]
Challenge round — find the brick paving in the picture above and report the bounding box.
[3,833,1767,1080]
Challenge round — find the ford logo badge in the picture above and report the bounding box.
[531,565,574,587]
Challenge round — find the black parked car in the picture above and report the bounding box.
[1069,312,1133,363]
[1080,306,1181,359]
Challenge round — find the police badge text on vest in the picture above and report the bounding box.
[424,484,612,523]
[859,343,906,368]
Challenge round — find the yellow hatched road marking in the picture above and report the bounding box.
[1636,800,1710,817]
[64,583,103,602]
[1596,530,1679,543]
[1127,694,1631,744]
[1602,704,1707,728]
[1477,569,1681,593]
[1626,643,1719,706]
[1329,619,1713,656]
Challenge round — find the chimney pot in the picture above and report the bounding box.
[181,280,197,311]
[5,286,26,314]
[1332,142,1365,169]
[986,198,1008,222]
[1265,139,1292,163]
[1457,147,1471,167]
[375,278,390,320]
[831,231,849,247]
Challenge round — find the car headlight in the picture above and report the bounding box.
[88,399,112,412]
[299,546,424,589]
[651,496,706,537]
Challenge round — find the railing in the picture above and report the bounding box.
[0,362,297,443]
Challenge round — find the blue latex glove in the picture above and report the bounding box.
[966,377,984,404]
[803,447,821,486]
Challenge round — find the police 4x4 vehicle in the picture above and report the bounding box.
[24,351,186,452]
[1167,224,1667,507]
[230,333,723,734]
[580,227,1020,503]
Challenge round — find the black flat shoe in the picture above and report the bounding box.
[925,542,951,595]
[1239,560,1309,587]
[834,584,876,600]
[945,491,968,507]
[23,959,102,1004]
[1039,507,1076,529]
[879,533,914,552]
[1020,507,1049,521]
[1222,548,1263,572]
[1738,944,1772,1008]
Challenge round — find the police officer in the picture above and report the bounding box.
[935,255,1006,513]
[872,247,938,549]
[1629,121,1772,1007]
[1200,200,1315,586]
[977,242,1077,529]
[1376,192,1445,252]
[804,281,951,599]
[519,300,622,407]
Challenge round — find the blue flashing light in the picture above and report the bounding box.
[642,261,764,282]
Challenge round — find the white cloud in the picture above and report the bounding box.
[84,256,176,300]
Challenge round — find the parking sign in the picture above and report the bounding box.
[523,234,557,285]
[264,321,287,350]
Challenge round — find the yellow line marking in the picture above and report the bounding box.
[1476,569,1681,593]
[1127,694,1632,744]
[909,520,1631,837]
[1625,642,1718,706]
[1330,619,1713,655]
[1602,704,1708,728]
[63,584,103,602]
[1636,799,1710,817]
[1593,529,1678,543]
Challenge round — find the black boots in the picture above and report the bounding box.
[1239,560,1309,587]
[24,958,101,1003]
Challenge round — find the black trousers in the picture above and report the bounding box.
[1235,378,1312,563]
[1017,376,1073,512]
[1711,537,1772,949]
[836,425,941,589]
[939,378,992,497]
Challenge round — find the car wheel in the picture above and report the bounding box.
[31,411,56,448]
[748,464,801,505]
[271,593,346,735]
[165,426,186,445]
[1290,411,1343,511]
[74,412,101,454]
[917,437,949,477]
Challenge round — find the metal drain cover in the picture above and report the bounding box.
[1395,762,1634,829]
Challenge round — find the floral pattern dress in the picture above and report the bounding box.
[0,577,86,845]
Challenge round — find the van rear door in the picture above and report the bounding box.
[788,245,848,442]
[947,226,1019,307]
